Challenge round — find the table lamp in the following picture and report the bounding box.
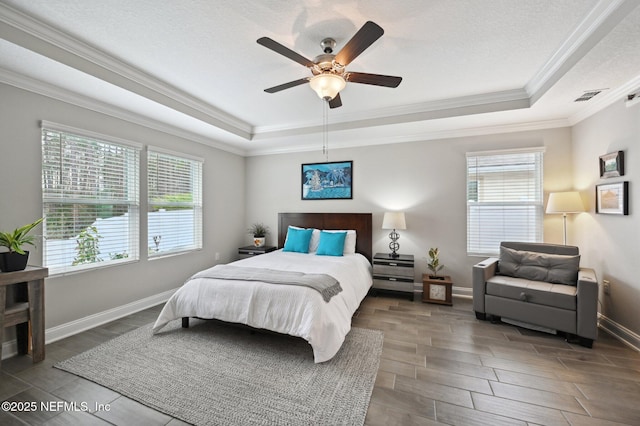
[382,212,406,258]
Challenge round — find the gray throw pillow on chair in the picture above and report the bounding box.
[499,246,580,285]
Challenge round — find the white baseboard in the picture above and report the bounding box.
[2,288,178,360]
[453,286,473,299]
[1,340,19,361]
[598,313,640,352]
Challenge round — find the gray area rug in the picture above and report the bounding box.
[55,320,383,426]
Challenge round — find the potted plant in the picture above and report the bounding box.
[247,222,269,247]
[422,247,453,305]
[0,218,44,272]
[427,247,444,279]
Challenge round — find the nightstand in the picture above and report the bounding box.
[372,253,415,300]
[238,245,277,259]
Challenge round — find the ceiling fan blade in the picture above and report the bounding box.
[257,37,315,68]
[334,21,384,67]
[328,93,342,109]
[346,72,402,88]
[264,78,310,93]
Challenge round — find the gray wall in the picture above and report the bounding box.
[0,84,246,330]
[245,127,575,290]
[572,99,640,337]
[4,78,637,346]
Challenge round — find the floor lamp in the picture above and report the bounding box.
[546,192,585,245]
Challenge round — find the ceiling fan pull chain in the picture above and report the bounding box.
[323,99,329,162]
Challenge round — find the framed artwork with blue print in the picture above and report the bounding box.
[301,161,353,200]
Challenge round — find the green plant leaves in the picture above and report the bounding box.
[427,247,444,276]
[0,218,43,254]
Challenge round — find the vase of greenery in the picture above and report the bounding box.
[427,247,445,279]
[0,218,44,272]
[247,222,269,247]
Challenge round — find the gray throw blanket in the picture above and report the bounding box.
[191,265,342,302]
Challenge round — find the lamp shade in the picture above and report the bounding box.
[382,212,406,230]
[309,73,346,101]
[546,192,585,214]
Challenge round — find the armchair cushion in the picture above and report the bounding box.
[498,246,580,285]
[486,275,577,310]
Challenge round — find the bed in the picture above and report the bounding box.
[152,212,373,363]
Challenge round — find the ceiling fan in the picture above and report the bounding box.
[257,21,402,108]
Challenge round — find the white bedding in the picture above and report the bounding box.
[152,250,372,363]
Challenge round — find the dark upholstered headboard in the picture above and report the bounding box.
[278,213,373,263]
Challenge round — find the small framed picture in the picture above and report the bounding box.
[599,151,624,178]
[301,161,353,200]
[596,181,629,215]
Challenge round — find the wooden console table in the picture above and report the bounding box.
[0,266,48,366]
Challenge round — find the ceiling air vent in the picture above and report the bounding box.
[626,91,640,108]
[574,90,602,102]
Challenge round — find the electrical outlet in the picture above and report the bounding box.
[603,279,610,295]
[215,252,220,261]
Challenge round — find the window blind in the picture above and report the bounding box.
[147,148,203,257]
[41,125,140,274]
[466,148,544,256]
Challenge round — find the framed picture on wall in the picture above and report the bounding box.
[596,181,629,215]
[301,161,353,200]
[599,151,624,178]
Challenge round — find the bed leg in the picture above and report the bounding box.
[182,317,189,328]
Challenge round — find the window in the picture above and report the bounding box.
[42,122,140,274]
[147,148,202,257]
[466,148,544,256]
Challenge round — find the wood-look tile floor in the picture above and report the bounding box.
[356,296,640,426]
[1,296,639,425]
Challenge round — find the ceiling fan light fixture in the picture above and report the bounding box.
[309,74,346,101]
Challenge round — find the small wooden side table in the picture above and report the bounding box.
[422,273,453,305]
[0,266,48,366]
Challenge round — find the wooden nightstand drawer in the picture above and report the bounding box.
[373,264,414,278]
[371,253,415,300]
[373,277,413,293]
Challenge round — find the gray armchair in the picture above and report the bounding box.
[473,242,598,347]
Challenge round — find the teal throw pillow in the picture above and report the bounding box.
[283,227,313,253]
[316,231,347,256]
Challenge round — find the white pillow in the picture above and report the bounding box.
[322,229,356,254]
[309,229,321,252]
[288,226,321,252]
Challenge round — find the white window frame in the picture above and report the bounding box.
[466,147,545,256]
[41,121,141,275]
[147,147,203,258]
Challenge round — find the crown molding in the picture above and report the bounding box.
[526,0,636,105]
[246,118,570,156]
[0,2,252,140]
[0,68,247,156]
[2,64,573,159]
[253,89,531,140]
[254,89,529,135]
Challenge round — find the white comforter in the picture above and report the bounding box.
[152,250,372,363]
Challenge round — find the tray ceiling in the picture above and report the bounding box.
[1,0,639,155]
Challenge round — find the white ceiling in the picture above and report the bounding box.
[1,0,640,156]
